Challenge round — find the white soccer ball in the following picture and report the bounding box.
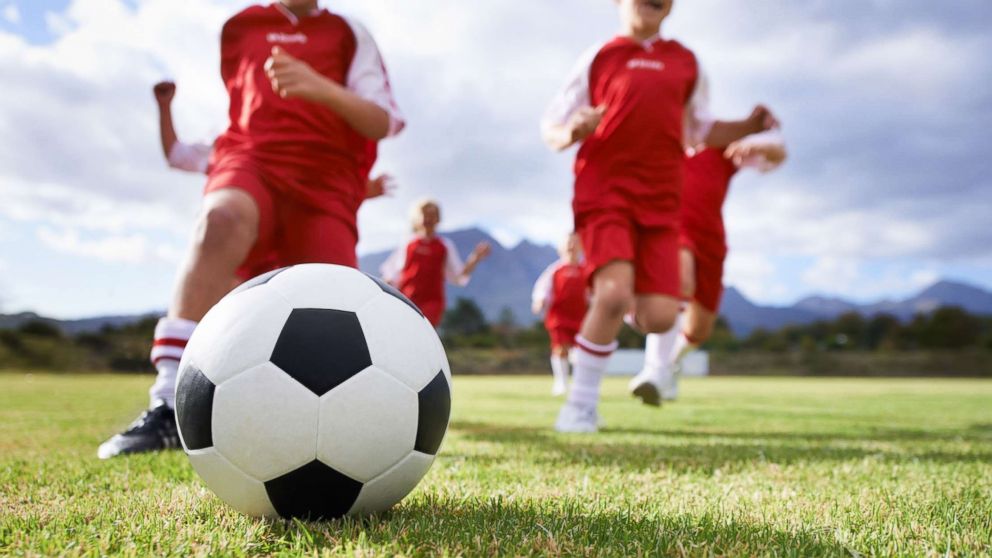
[174,264,452,519]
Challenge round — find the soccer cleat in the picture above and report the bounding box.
[554,402,599,433]
[628,371,662,407]
[97,400,181,459]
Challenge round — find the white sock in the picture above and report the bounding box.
[642,327,679,377]
[567,336,617,409]
[148,317,197,408]
[550,355,569,385]
[669,313,697,366]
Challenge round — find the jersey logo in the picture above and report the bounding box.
[627,59,665,71]
[267,32,308,44]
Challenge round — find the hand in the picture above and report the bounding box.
[264,47,330,102]
[746,104,779,133]
[153,81,176,105]
[365,174,397,200]
[567,105,606,143]
[724,135,788,168]
[531,300,544,315]
[471,241,492,262]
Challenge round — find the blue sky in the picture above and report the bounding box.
[1,0,991,318]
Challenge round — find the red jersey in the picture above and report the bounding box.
[543,36,713,226]
[532,260,588,332]
[681,148,739,257]
[211,3,402,220]
[381,235,467,314]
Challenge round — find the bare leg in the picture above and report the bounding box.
[169,189,260,321]
[579,261,635,343]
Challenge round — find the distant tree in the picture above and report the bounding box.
[916,306,982,349]
[441,298,489,337]
[18,320,62,338]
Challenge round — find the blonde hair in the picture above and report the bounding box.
[410,198,441,233]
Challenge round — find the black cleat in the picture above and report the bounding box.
[97,400,181,459]
[628,375,662,407]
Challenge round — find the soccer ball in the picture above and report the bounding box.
[173,264,451,519]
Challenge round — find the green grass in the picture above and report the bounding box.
[1,373,990,557]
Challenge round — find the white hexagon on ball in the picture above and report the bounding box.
[212,362,319,481]
[182,284,292,386]
[267,263,381,312]
[317,367,418,482]
[357,293,440,392]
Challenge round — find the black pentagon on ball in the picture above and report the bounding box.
[174,365,215,451]
[364,272,425,319]
[270,308,372,396]
[264,460,363,519]
[230,266,292,296]
[415,371,451,455]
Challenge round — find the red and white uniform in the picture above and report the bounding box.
[542,35,713,296]
[207,3,403,279]
[532,260,588,349]
[380,235,469,326]
[681,129,786,312]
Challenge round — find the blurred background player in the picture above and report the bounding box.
[532,233,588,396]
[99,0,404,458]
[380,199,491,327]
[541,0,778,432]
[630,128,787,405]
[152,80,397,199]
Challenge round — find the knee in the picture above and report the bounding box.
[592,283,634,319]
[686,321,714,344]
[195,205,250,251]
[639,312,677,334]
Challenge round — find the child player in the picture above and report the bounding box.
[380,199,492,327]
[630,129,787,404]
[541,0,778,432]
[152,80,397,200]
[99,0,404,458]
[532,233,588,396]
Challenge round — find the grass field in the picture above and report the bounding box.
[1,373,990,557]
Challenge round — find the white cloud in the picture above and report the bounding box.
[3,3,19,24]
[36,226,183,264]
[723,250,790,303]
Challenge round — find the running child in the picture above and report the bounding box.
[532,233,588,396]
[380,199,492,327]
[99,0,404,458]
[630,129,787,405]
[541,0,777,432]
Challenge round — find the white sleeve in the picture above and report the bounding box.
[540,45,600,139]
[379,242,408,284]
[441,237,469,287]
[531,263,556,314]
[683,67,715,149]
[731,128,787,173]
[167,141,212,174]
[343,17,405,137]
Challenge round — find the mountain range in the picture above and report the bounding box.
[3,227,991,336]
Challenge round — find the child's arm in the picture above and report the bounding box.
[705,105,778,149]
[541,46,601,151]
[443,240,492,287]
[365,174,397,200]
[531,264,556,315]
[265,47,391,139]
[724,128,788,172]
[154,82,178,160]
[379,243,407,287]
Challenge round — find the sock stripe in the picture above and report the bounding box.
[575,336,617,358]
[153,338,189,348]
[151,355,181,366]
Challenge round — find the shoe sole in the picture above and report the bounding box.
[631,382,661,407]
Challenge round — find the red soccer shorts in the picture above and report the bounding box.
[414,299,445,328]
[548,326,579,350]
[680,234,726,313]
[205,160,358,281]
[577,210,681,298]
